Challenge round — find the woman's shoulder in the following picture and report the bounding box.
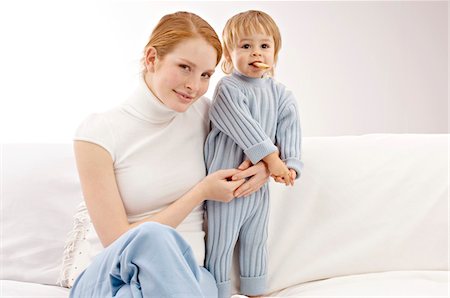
[73,109,120,159]
[194,95,211,110]
[75,108,117,136]
[190,96,211,124]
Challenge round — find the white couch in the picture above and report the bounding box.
[1,134,448,297]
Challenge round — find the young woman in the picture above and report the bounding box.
[69,11,269,298]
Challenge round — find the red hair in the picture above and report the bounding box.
[142,12,222,71]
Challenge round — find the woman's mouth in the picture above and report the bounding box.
[174,90,194,103]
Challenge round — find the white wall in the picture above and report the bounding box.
[0,1,447,142]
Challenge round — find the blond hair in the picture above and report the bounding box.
[141,12,222,72]
[222,10,282,76]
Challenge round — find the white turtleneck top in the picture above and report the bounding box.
[74,77,210,265]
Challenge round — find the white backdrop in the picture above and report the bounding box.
[0,0,448,142]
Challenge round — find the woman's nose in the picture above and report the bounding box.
[185,76,200,92]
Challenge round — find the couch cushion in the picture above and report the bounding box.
[0,280,70,297]
[271,270,449,297]
[1,144,82,285]
[260,134,449,293]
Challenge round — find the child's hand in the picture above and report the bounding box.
[272,169,296,186]
[289,169,297,181]
[268,159,292,186]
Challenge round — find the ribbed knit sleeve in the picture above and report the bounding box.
[276,90,303,178]
[209,83,278,164]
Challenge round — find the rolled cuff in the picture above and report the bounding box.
[217,280,231,298]
[284,158,304,179]
[240,275,266,296]
[244,138,278,165]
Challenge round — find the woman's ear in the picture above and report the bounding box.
[144,47,158,73]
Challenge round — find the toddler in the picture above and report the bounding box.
[204,10,303,298]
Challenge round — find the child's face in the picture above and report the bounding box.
[229,33,275,78]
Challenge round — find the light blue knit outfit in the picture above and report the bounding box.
[204,71,303,298]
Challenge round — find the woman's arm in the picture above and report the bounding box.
[74,141,129,247]
[129,168,245,229]
[74,141,245,248]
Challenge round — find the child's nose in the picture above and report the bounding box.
[251,49,262,56]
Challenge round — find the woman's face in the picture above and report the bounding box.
[144,38,217,113]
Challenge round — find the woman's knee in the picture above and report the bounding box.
[131,222,186,250]
[135,222,172,239]
[137,221,173,234]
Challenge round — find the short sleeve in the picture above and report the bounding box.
[74,113,115,161]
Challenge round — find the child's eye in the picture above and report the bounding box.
[241,44,251,49]
[179,64,190,71]
[261,44,270,49]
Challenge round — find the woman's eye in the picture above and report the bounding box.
[179,64,190,71]
[202,73,212,79]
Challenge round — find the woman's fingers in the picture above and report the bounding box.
[229,179,246,189]
[232,163,258,180]
[214,162,273,199]
[234,164,270,197]
[217,178,245,202]
[234,179,253,197]
[216,168,242,180]
[237,159,252,171]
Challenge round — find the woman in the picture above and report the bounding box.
[70,11,269,297]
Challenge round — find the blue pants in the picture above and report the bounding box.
[206,185,269,298]
[70,222,218,298]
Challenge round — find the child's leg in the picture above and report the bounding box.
[70,222,217,298]
[206,200,247,298]
[239,187,270,297]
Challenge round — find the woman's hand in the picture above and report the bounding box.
[231,160,270,198]
[199,169,246,202]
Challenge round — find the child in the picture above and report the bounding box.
[204,10,303,298]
